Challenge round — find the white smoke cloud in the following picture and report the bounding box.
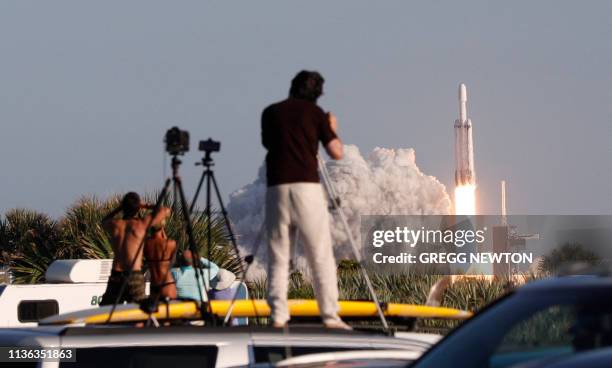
[227,144,451,277]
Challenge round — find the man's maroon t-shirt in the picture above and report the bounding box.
[261,98,337,187]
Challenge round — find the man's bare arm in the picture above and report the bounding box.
[325,138,343,160]
[101,207,121,231]
[148,206,171,228]
[324,112,344,160]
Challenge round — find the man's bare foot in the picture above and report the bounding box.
[324,320,353,330]
[272,321,288,328]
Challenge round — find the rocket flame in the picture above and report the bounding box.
[454,184,476,215]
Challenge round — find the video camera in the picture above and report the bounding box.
[199,138,221,153]
[165,127,190,155]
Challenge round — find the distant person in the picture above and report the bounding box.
[171,249,218,301]
[261,70,349,329]
[208,268,248,326]
[208,268,237,300]
[100,192,170,306]
[144,227,177,301]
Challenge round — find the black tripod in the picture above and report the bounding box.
[162,155,212,317]
[190,145,259,324]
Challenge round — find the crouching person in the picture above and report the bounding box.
[208,268,249,326]
[171,250,219,301]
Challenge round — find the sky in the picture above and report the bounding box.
[1,1,611,218]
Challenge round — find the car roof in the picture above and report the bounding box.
[0,325,431,346]
[0,326,66,336]
[276,349,421,366]
[58,325,385,337]
[0,325,433,354]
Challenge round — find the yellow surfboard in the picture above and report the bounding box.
[40,299,472,326]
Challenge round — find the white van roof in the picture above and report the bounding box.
[45,259,113,283]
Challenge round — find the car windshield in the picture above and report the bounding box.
[413,287,612,368]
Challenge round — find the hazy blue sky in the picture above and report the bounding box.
[1,1,610,217]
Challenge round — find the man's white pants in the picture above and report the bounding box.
[266,182,341,325]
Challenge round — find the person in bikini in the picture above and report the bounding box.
[144,226,177,301]
[100,192,171,306]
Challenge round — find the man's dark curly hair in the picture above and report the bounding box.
[121,192,141,219]
[289,70,325,103]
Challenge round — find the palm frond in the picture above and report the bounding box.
[10,242,56,284]
[59,195,120,259]
[2,209,63,283]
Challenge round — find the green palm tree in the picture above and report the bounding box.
[1,192,243,284]
[59,196,118,259]
[10,242,57,284]
[0,218,11,265]
[1,209,64,283]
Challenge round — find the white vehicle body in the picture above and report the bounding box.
[276,349,422,366]
[0,282,108,327]
[0,260,115,327]
[0,259,247,328]
[0,325,437,368]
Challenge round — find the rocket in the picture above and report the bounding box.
[454,83,476,186]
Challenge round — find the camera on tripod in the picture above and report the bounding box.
[165,127,190,155]
[199,138,221,153]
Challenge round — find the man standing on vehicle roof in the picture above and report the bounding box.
[261,70,349,329]
[100,192,171,305]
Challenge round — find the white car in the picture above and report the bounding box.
[275,349,421,367]
[0,324,437,367]
[0,260,113,327]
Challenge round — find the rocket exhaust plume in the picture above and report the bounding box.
[227,145,452,277]
[454,83,477,215]
[454,184,476,216]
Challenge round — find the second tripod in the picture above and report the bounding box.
[157,154,212,318]
[190,141,256,321]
